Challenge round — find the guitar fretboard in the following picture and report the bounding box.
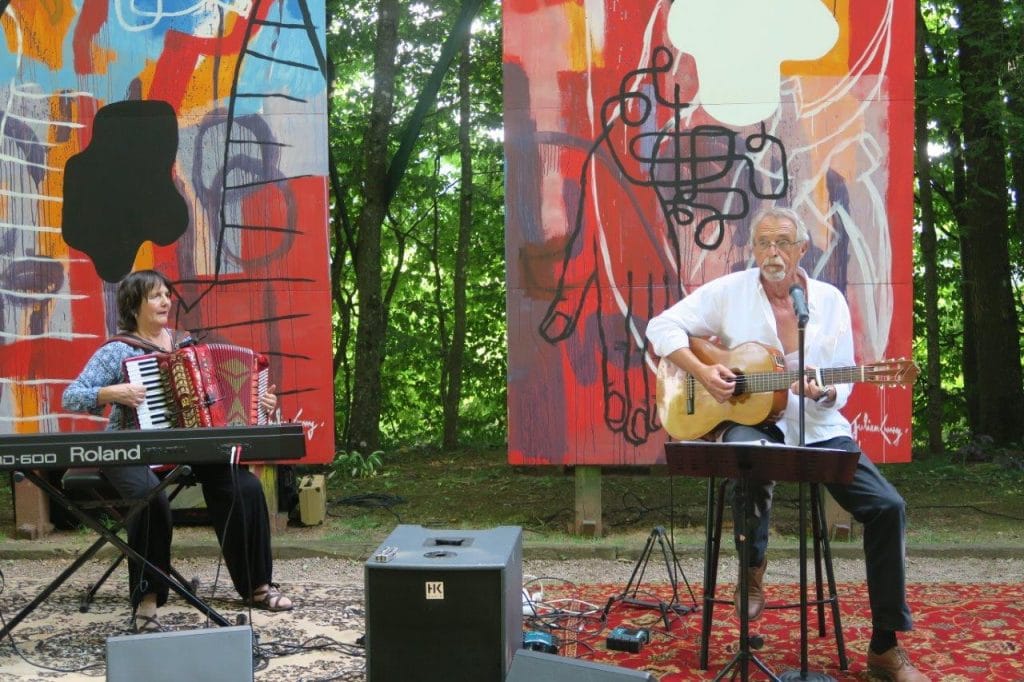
[683,366,881,396]
[735,366,870,395]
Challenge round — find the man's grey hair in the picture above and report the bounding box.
[750,206,810,243]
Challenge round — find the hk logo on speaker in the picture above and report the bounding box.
[425,581,445,600]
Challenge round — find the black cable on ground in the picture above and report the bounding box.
[0,567,105,675]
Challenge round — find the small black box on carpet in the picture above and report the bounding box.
[524,629,560,653]
[606,626,650,653]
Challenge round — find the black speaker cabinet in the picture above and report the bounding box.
[365,525,523,682]
[506,649,658,681]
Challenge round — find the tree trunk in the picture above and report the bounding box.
[941,124,979,430]
[442,41,473,449]
[345,0,487,450]
[915,1,944,456]
[957,0,1024,445]
[328,149,356,444]
[933,40,978,431]
[349,0,400,451]
[1007,29,1024,243]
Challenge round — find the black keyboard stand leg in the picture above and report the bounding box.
[0,519,121,639]
[4,468,231,639]
[80,552,126,613]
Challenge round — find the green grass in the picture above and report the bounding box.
[3,448,1022,550]
[316,447,1024,548]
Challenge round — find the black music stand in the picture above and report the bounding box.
[1,466,233,640]
[665,440,858,682]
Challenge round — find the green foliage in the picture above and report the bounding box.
[329,0,506,449]
[912,0,1024,450]
[332,449,385,479]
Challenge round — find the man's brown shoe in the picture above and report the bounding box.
[866,645,929,682]
[733,559,767,621]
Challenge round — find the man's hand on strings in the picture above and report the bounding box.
[698,363,737,403]
[791,372,830,402]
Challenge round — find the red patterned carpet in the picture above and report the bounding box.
[526,581,1024,681]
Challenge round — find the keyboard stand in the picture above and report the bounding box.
[0,465,232,640]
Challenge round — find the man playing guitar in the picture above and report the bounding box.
[646,207,927,682]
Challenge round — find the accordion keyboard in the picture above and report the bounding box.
[124,355,172,429]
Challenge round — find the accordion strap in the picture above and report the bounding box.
[105,334,164,353]
[105,330,190,353]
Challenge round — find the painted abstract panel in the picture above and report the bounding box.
[0,0,333,462]
[505,0,915,465]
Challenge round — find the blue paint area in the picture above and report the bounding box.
[9,0,325,112]
[234,0,327,115]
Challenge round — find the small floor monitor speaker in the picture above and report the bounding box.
[365,525,523,682]
[506,649,658,681]
[106,625,253,682]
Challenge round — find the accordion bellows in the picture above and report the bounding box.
[124,344,270,429]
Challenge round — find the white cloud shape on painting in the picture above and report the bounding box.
[667,0,839,126]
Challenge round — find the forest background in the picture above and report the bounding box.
[326,0,1024,475]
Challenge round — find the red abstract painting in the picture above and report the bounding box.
[505,0,915,465]
[0,0,333,462]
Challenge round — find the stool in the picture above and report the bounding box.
[699,477,848,671]
[61,467,200,613]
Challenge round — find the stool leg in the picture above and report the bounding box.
[699,477,719,670]
[813,483,849,670]
[709,479,727,600]
[700,477,730,670]
[811,486,826,636]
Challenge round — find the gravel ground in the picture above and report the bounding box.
[212,554,1024,588]
[8,536,1024,593]
[8,548,1024,585]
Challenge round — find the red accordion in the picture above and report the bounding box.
[123,343,270,429]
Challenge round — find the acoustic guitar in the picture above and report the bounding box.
[656,337,919,440]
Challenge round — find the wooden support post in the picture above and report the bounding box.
[250,464,288,534]
[13,474,53,539]
[573,465,602,537]
[823,487,856,541]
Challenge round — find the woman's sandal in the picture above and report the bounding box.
[132,613,164,633]
[249,583,293,612]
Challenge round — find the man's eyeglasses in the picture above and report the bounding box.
[754,238,803,251]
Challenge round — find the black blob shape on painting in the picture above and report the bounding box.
[62,100,188,282]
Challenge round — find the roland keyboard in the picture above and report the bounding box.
[0,423,306,471]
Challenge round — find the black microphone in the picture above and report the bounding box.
[789,284,809,327]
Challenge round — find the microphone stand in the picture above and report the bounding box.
[780,292,834,682]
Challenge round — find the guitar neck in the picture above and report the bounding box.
[737,366,869,395]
